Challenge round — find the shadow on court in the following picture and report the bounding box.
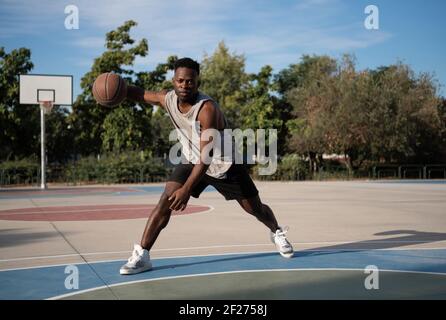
[144,229,446,271]
[0,228,75,248]
[297,229,446,258]
[135,230,446,272]
[150,252,278,272]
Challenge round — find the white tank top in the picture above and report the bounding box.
[164,90,233,179]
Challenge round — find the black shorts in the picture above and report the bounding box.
[168,163,259,200]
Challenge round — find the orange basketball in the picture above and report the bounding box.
[92,73,127,107]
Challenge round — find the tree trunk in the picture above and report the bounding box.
[344,152,354,177]
[308,152,317,177]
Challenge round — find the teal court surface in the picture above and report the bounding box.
[0,180,445,300]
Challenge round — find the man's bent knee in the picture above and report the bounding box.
[157,192,173,210]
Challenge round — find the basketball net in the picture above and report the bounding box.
[40,100,54,114]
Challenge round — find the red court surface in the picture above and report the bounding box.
[0,204,211,221]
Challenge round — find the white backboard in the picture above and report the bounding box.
[19,74,73,105]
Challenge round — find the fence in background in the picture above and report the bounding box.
[1,162,445,187]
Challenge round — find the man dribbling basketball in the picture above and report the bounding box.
[116,58,293,275]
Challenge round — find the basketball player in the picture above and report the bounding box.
[120,58,293,274]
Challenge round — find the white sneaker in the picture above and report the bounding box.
[120,244,152,275]
[271,226,294,258]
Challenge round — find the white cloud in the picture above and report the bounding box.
[0,0,63,36]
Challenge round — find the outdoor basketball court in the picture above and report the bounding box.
[1,180,445,300]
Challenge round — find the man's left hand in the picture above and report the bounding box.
[168,187,191,211]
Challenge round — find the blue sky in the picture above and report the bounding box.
[1,0,446,99]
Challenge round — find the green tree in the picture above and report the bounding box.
[438,98,446,162]
[45,106,74,163]
[136,55,176,158]
[200,41,248,128]
[275,55,337,157]
[275,54,337,95]
[101,56,177,154]
[284,55,338,171]
[150,106,175,158]
[101,107,145,152]
[0,47,36,160]
[323,55,371,173]
[367,63,443,164]
[239,65,285,159]
[135,55,176,91]
[68,20,149,156]
[242,65,282,130]
[286,55,445,175]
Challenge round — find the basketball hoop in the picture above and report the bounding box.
[40,100,54,114]
[20,74,73,190]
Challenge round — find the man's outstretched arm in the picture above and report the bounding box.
[127,85,168,109]
[168,100,219,211]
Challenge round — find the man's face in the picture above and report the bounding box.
[173,67,199,103]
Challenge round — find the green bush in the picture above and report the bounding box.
[0,152,170,186]
[65,151,168,184]
[312,170,353,181]
[279,154,309,180]
[252,154,309,181]
[0,156,39,185]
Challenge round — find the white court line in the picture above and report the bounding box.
[1,239,445,263]
[0,243,275,262]
[0,250,278,272]
[1,247,446,272]
[0,240,446,264]
[48,268,446,300]
[177,205,215,217]
[0,205,212,216]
